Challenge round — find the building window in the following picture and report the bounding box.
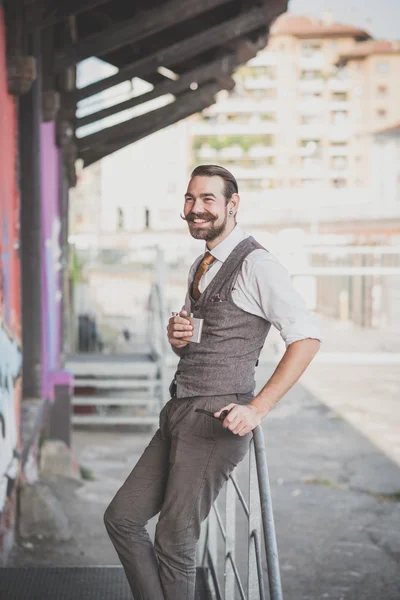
[376,62,389,74]
[331,156,347,170]
[301,70,323,80]
[301,43,321,57]
[253,88,277,99]
[300,114,322,125]
[332,92,348,101]
[301,91,322,101]
[331,110,348,125]
[251,66,275,79]
[377,108,387,119]
[332,178,347,188]
[377,85,388,95]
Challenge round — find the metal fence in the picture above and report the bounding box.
[199,426,283,600]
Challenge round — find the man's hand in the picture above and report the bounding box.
[214,403,262,436]
[167,310,193,349]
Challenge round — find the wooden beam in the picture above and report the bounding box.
[25,0,112,31]
[54,0,234,73]
[76,53,238,128]
[80,83,220,167]
[78,80,222,151]
[70,6,266,102]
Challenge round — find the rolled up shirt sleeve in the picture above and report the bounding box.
[239,253,323,348]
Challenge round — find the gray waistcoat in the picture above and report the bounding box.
[174,236,272,398]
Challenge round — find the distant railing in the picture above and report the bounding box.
[148,246,169,407]
[199,426,283,600]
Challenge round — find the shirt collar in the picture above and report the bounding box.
[205,225,247,263]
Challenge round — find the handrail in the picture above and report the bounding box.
[199,425,283,600]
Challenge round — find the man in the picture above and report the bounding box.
[104,165,322,600]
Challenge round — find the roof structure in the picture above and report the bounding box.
[34,0,288,167]
[337,40,400,65]
[270,12,371,40]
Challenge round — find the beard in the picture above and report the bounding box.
[186,209,228,241]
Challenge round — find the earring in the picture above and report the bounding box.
[229,210,234,215]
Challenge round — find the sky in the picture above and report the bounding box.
[289,0,400,40]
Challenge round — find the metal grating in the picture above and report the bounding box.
[0,567,210,600]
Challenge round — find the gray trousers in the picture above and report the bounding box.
[104,392,253,600]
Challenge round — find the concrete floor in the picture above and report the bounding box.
[8,361,400,600]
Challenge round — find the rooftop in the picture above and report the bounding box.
[270,13,371,40]
[337,40,400,64]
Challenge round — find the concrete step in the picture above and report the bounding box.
[0,567,211,599]
[72,397,160,407]
[73,378,161,389]
[72,415,160,426]
[65,354,158,378]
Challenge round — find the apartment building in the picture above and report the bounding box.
[189,13,400,193]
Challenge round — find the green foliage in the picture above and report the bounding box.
[79,464,96,481]
[70,248,82,284]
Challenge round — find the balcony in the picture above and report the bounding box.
[219,146,245,159]
[197,146,219,160]
[244,76,277,90]
[328,78,351,92]
[297,164,324,178]
[233,166,277,179]
[329,101,350,111]
[329,169,350,179]
[298,53,325,70]
[328,125,350,141]
[248,145,277,158]
[297,145,322,157]
[205,99,277,115]
[298,124,324,138]
[196,146,276,163]
[297,99,324,115]
[247,51,278,67]
[328,146,350,156]
[298,79,325,94]
[190,121,278,136]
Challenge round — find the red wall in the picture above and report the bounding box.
[0,5,22,564]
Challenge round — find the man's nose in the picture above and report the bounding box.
[191,199,205,213]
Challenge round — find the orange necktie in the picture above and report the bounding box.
[192,252,216,300]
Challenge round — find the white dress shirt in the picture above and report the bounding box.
[182,224,322,348]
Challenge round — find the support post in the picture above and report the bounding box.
[19,29,43,401]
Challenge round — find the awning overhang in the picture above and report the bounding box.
[32,0,288,167]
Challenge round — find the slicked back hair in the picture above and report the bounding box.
[190,165,239,204]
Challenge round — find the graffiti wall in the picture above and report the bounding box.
[0,4,22,552]
[40,123,62,401]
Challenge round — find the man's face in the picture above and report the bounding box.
[184,176,229,241]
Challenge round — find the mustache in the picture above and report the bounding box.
[181,212,218,223]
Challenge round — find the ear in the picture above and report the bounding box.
[229,193,240,214]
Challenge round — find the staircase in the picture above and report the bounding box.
[66,351,165,426]
[67,246,170,427]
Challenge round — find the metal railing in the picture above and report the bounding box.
[199,426,283,600]
[147,245,169,408]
